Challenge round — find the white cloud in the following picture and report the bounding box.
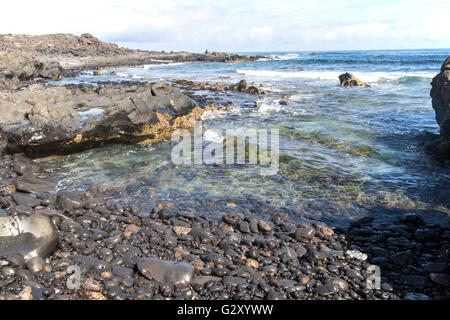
[250,27,273,42]
[0,0,449,51]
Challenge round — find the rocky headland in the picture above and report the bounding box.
[430,56,450,155]
[0,35,448,300]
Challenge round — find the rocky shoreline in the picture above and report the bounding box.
[0,154,448,300]
[0,34,449,300]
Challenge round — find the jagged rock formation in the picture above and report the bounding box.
[430,56,450,154]
[338,73,371,88]
[1,81,210,156]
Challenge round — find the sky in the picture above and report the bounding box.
[1,0,449,52]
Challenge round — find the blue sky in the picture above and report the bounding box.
[1,0,449,52]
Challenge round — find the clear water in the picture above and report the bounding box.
[43,49,450,226]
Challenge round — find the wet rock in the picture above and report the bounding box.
[222,212,241,226]
[414,228,440,242]
[137,258,194,285]
[404,293,430,300]
[430,56,450,154]
[59,220,82,233]
[57,192,84,210]
[325,277,349,292]
[314,283,339,296]
[422,262,448,273]
[429,273,450,287]
[7,102,82,155]
[258,220,272,232]
[15,177,55,193]
[295,226,315,240]
[70,255,112,273]
[402,275,428,288]
[338,73,371,88]
[13,155,40,175]
[12,193,41,207]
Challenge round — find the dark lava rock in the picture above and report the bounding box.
[57,192,84,210]
[430,56,450,154]
[338,73,371,88]
[295,226,315,240]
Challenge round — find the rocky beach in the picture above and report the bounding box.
[0,34,449,300]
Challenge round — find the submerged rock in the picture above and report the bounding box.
[338,73,371,88]
[137,257,195,285]
[0,214,58,261]
[430,56,450,154]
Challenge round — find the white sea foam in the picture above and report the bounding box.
[204,129,224,143]
[270,53,300,60]
[237,69,436,83]
[255,99,283,115]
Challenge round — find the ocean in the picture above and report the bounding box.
[44,49,450,226]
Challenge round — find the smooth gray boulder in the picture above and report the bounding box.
[0,214,58,262]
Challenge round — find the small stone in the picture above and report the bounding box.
[325,277,349,292]
[26,257,45,273]
[238,221,250,233]
[429,273,450,287]
[245,258,259,269]
[123,224,140,237]
[314,283,339,296]
[101,272,113,279]
[85,291,107,300]
[258,220,272,232]
[295,227,315,240]
[57,192,84,210]
[59,220,81,233]
[345,249,368,261]
[82,278,103,292]
[173,226,192,235]
[222,213,241,226]
[298,276,310,285]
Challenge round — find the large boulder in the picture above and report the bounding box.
[338,73,371,88]
[430,56,450,154]
[5,82,199,156]
[0,51,62,81]
[7,102,82,154]
[80,82,198,139]
[0,51,41,81]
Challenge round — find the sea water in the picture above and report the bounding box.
[43,49,450,226]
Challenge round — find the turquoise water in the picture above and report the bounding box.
[44,49,450,225]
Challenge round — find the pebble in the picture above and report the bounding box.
[82,278,103,292]
[295,227,315,240]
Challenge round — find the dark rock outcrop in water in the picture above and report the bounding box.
[430,56,450,154]
[3,81,202,156]
[338,73,371,88]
